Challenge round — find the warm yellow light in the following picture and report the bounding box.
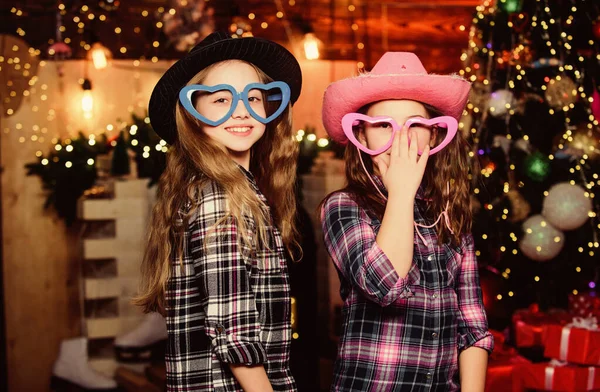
[89,42,111,70]
[82,90,93,115]
[303,33,322,60]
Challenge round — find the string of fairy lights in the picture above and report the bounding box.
[3,1,344,162]
[460,0,600,301]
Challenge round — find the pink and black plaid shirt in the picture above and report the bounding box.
[321,186,493,391]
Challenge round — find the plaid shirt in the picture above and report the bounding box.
[321,185,493,392]
[165,168,296,391]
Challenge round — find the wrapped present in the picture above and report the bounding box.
[486,343,530,392]
[512,308,571,348]
[544,316,600,366]
[569,292,600,318]
[514,360,600,391]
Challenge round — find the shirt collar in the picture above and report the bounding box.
[236,164,261,193]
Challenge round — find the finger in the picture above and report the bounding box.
[409,129,419,160]
[374,156,388,178]
[390,129,401,159]
[398,126,409,158]
[417,144,430,173]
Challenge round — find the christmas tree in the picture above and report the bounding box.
[461,0,600,325]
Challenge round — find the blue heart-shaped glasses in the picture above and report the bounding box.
[179,81,291,126]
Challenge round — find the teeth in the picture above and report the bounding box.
[227,127,251,133]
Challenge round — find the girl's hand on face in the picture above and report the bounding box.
[374,126,430,199]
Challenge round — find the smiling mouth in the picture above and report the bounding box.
[225,126,253,135]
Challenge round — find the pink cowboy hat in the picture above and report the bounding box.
[322,52,471,143]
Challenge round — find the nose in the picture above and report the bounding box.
[231,97,249,119]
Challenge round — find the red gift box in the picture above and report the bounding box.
[512,308,571,348]
[486,343,529,392]
[544,317,600,366]
[514,361,600,391]
[569,293,600,318]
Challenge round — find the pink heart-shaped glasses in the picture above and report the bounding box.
[341,113,458,155]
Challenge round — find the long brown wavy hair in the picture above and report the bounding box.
[326,101,473,246]
[135,60,299,314]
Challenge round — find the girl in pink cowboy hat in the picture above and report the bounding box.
[320,52,493,391]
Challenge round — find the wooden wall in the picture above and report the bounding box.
[1,58,356,391]
[238,0,479,72]
[0,59,167,392]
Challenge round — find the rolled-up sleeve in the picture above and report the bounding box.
[321,192,418,307]
[193,191,267,365]
[456,234,494,353]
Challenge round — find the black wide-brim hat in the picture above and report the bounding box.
[149,31,303,144]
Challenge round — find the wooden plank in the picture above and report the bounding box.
[83,239,145,261]
[86,316,144,339]
[115,218,148,243]
[84,239,117,260]
[88,359,146,379]
[79,199,149,221]
[115,366,162,392]
[85,278,120,300]
[114,179,151,199]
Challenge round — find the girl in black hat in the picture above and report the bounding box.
[136,32,302,392]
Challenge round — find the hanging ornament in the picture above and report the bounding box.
[519,215,564,262]
[468,82,491,110]
[542,183,592,231]
[513,138,532,154]
[523,151,551,182]
[591,89,600,120]
[99,0,120,12]
[507,189,531,222]
[48,42,72,77]
[493,135,511,156]
[48,42,72,58]
[162,0,216,52]
[593,19,600,40]
[498,0,523,13]
[560,125,600,159]
[487,89,514,118]
[545,76,578,109]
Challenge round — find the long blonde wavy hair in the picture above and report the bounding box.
[324,101,473,246]
[135,61,299,314]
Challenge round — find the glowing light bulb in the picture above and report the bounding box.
[303,33,322,60]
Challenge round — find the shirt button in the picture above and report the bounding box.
[432,294,437,299]
[427,255,433,261]
[432,332,438,339]
[426,372,432,379]
[217,326,225,333]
